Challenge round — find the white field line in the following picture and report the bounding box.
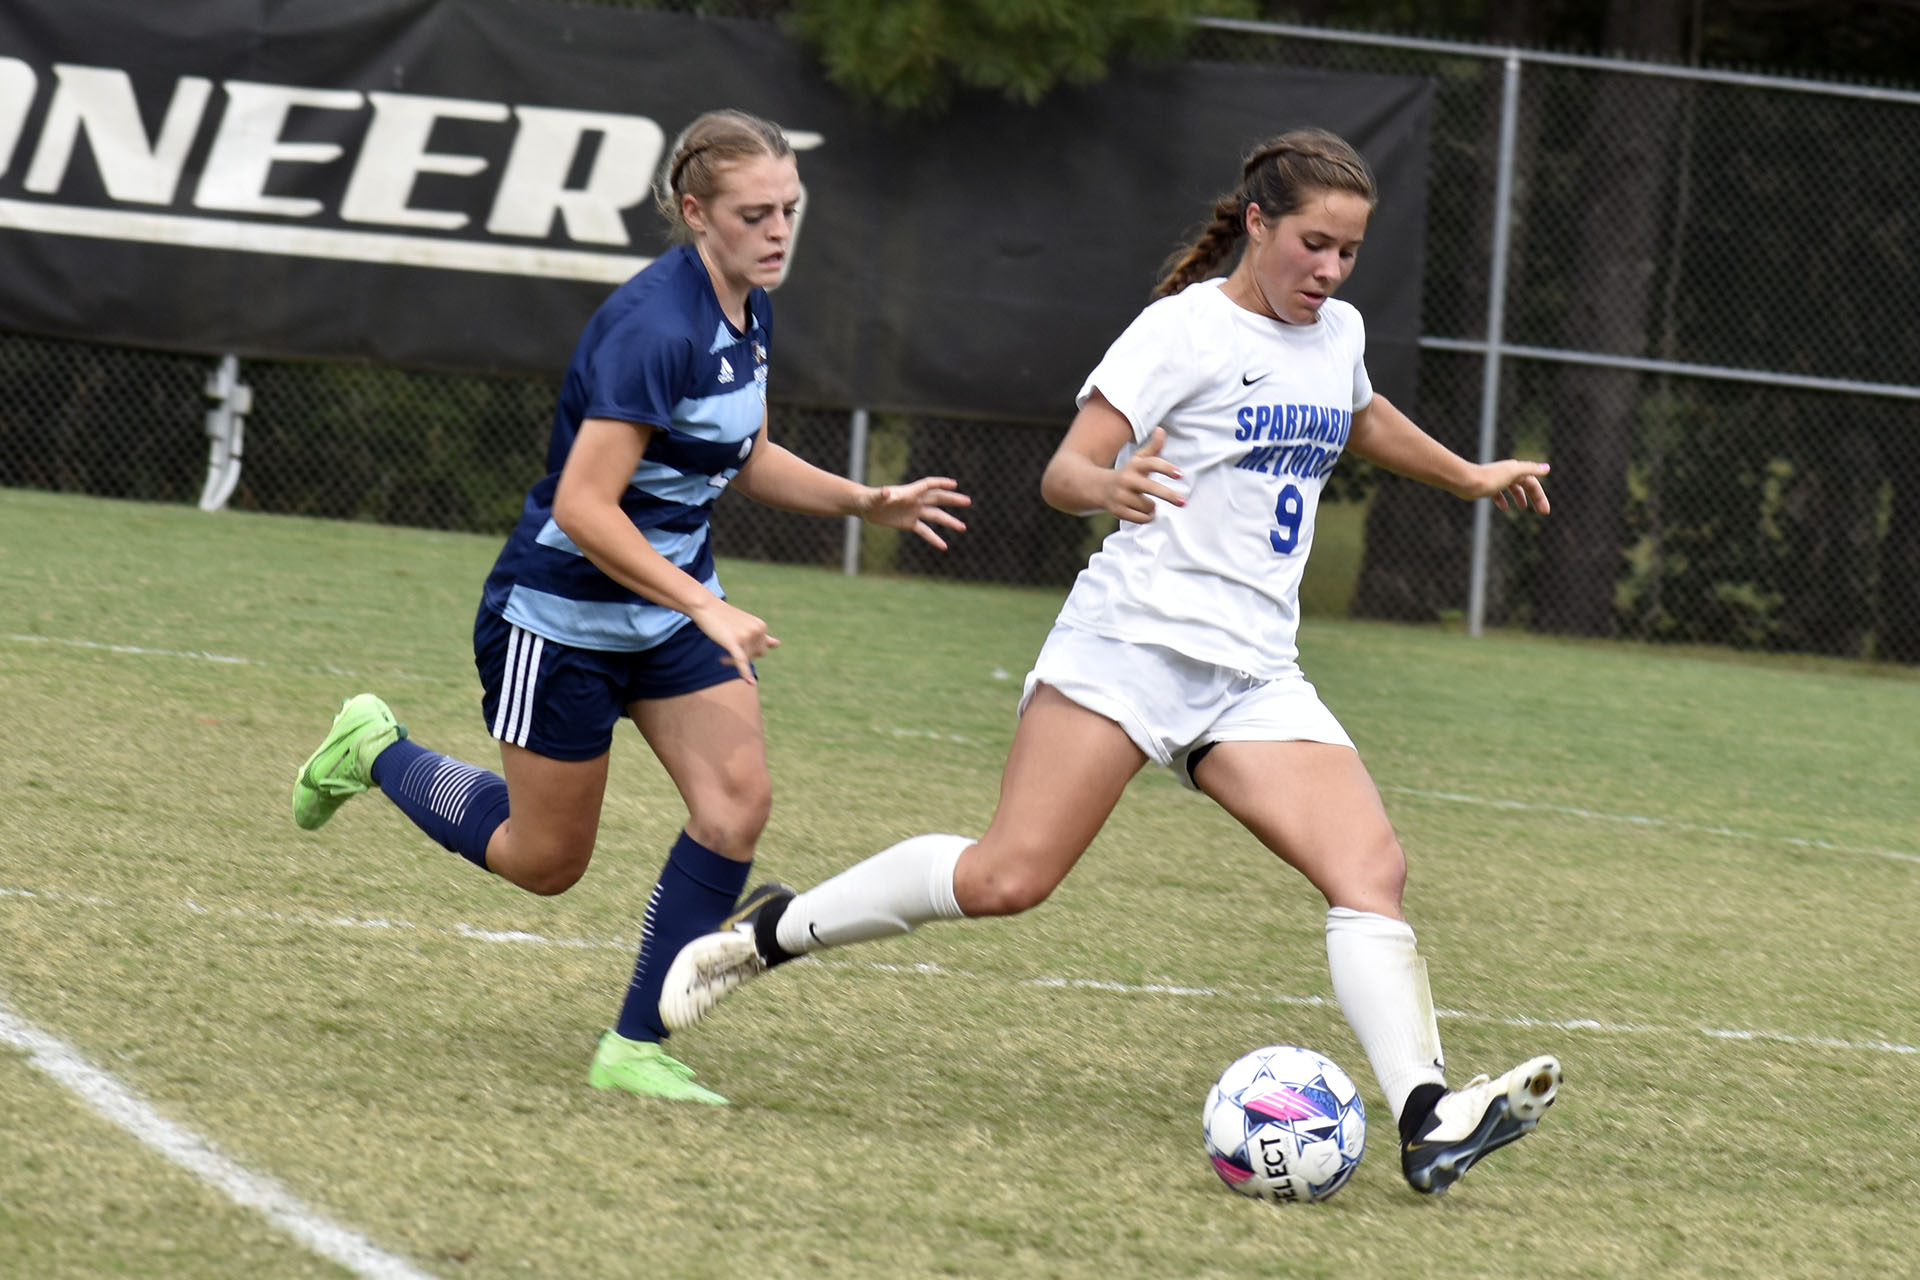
[11,630,1916,870]
[4,883,1913,1059]
[3,633,439,683]
[878,719,1920,870]
[0,994,437,1280]
[1380,784,1920,868]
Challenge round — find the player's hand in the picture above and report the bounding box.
[686,596,779,684]
[862,476,971,550]
[1107,427,1185,524]
[1462,460,1551,514]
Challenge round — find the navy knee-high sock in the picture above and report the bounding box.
[370,739,509,870]
[614,831,750,1043]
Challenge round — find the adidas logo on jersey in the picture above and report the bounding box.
[718,357,735,384]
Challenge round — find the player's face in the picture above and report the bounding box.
[685,154,803,296]
[1246,189,1371,325]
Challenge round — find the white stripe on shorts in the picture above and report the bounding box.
[490,626,520,742]
[491,625,544,748]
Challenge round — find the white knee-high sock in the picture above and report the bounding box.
[774,833,970,954]
[1324,906,1447,1121]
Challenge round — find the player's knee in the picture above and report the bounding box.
[491,821,594,896]
[521,863,587,897]
[1370,833,1409,901]
[686,787,771,861]
[1340,832,1407,915]
[518,846,592,896]
[957,853,1061,917]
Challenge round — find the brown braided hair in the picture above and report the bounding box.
[655,109,795,243]
[1152,128,1377,299]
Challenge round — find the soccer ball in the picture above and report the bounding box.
[1203,1044,1367,1203]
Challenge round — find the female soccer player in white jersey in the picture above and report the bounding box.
[662,128,1562,1193]
[288,109,968,1106]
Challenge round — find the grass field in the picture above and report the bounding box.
[3,486,1917,1279]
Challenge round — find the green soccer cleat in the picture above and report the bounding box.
[587,1030,729,1106]
[291,693,405,831]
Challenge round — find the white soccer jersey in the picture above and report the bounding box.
[1057,278,1373,679]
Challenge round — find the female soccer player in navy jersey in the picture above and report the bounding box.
[663,128,1562,1192]
[291,109,969,1105]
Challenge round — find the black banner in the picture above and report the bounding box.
[0,0,1433,419]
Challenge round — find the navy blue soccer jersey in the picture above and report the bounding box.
[480,243,770,652]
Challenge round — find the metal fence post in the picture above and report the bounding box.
[843,406,870,575]
[1466,55,1522,637]
[198,353,250,512]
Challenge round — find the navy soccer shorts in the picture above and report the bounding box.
[473,605,745,760]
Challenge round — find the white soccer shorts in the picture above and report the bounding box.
[1019,622,1355,789]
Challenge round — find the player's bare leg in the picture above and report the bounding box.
[659,685,1145,1029]
[1195,741,1560,1194]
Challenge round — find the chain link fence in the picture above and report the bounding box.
[1193,18,1920,660]
[5,13,1918,659]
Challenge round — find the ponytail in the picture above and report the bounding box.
[1151,128,1377,299]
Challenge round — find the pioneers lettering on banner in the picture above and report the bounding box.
[0,58,818,284]
[0,0,1431,406]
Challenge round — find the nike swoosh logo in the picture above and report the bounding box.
[1241,371,1269,386]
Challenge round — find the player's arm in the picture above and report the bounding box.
[732,417,971,548]
[553,417,775,679]
[1346,393,1551,513]
[1040,390,1185,523]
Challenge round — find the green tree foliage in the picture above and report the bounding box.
[788,0,1256,112]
